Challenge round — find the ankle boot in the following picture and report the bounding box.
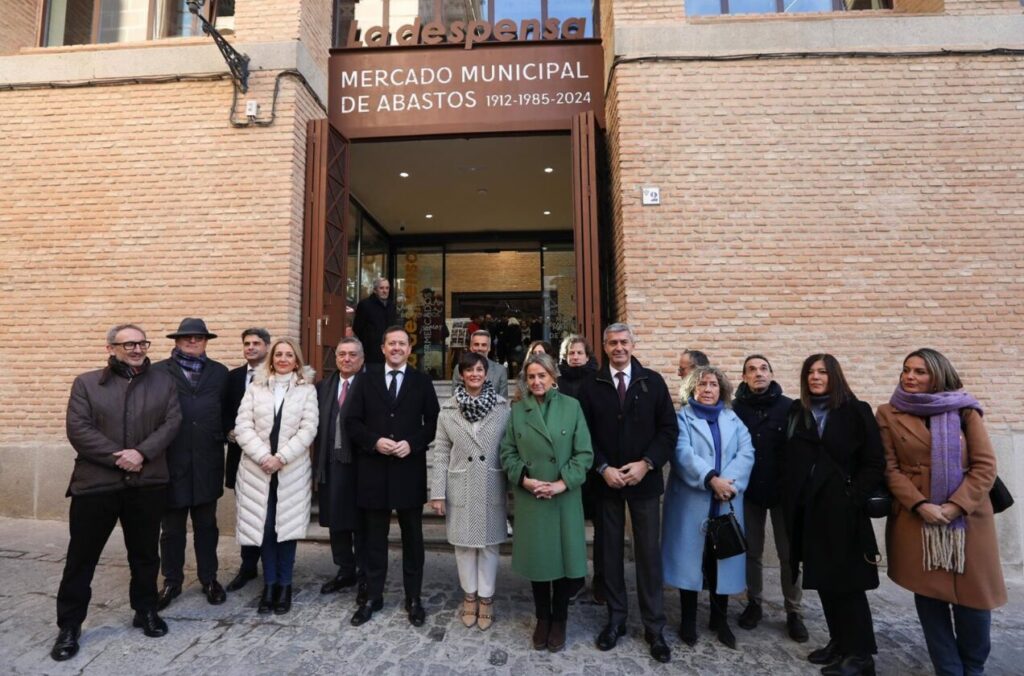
[257,585,277,615]
[273,585,292,615]
[679,590,697,646]
[711,594,735,648]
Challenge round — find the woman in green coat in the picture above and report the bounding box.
[500,352,593,654]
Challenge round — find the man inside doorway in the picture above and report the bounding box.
[452,330,508,396]
[352,278,396,365]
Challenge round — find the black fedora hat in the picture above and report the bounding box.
[167,318,218,340]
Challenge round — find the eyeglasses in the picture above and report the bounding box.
[111,341,151,351]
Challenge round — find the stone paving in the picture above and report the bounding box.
[1,516,1021,675]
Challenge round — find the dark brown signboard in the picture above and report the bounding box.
[328,41,605,139]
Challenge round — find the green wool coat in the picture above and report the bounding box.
[500,389,594,581]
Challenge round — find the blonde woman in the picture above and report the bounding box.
[234,338,318,615]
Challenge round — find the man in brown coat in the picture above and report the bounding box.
[52,324,182,661]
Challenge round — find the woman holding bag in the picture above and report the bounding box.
[234,338,318,615]
[877,348,1006,676]
[783,354,884,676]
[662,365,754,649]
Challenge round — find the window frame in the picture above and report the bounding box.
[38,0,227,48]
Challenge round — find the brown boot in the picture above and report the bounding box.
[547,620,567,653]
[477,597,494,631]
[532,619,550,650]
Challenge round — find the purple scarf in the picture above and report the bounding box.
[889,386,982,572]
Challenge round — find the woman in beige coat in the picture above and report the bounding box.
[877,348,1006,676]
[431,352,510,630]
[234,338,318,616]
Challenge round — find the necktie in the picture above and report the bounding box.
[247,369,254,384]
[338,379,349,408]
[388,370,400,401]
[616,371,626,406]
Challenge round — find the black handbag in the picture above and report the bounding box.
[704,501,747,560]
[864,484,894,519]
[990,476,1014,514]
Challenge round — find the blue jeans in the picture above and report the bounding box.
[260,482,297,586]
[915,593,991,676]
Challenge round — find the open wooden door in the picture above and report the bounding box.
[571,110,603,352]
[302,119,350,378]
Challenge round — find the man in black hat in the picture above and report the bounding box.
[52,323,182,661]
[154,318,230,609]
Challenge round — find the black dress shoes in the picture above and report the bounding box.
[226,568,257,592]
[350,598,383,626]
[808,639,843,665]
[787,612,809,643]
[821,654,875,676]
[258,584,280,615]
[739,601,762,629]
[50,625,80,661]
[132,609,168,637]
[202,579,227,605]
[595,623,626,651]
[274,585,293,615]
[405,596,426,627]
[156,584,181,611]
[320,572,358,595]
[645,631,671,664]
[355,581,368,606]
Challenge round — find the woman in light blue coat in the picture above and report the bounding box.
[663,365,755,650]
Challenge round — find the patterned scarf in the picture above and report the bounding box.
[171,348,207,387]
[889,385,982,574]
[455,380,498,423]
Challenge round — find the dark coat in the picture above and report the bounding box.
[352,295,397,363]
[222,365,249,490]
[315,371,361,530]
[345,363,440,510]
[155,357,230,508]
[732,381,793,508]
[65,359,182,496]
[556,361,596,400]
[577,357,678,500]
[783,397,885,593]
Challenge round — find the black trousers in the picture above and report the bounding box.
[56,486,166,628]
[160,500,219,586]
[363,507,423,602]
[820,589,878,656]
[330,526,367,580]
[531,578,576,621]
[239,545,260,575]
[601,494,666,634]
[680,532,729,627]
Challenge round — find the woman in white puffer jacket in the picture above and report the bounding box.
[234,337,318,615]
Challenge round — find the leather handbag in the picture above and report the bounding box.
[990,476,1014,514]
[704,501,747,560]
[864,484,894,519]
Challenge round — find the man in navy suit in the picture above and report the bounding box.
[315,336,367,601]
[222,327,270,592]
[345,326,439,627]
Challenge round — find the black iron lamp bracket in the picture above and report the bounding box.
[187,0,250,93]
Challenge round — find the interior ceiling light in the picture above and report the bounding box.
[425,214,433,219]
[477,188,488,196]
[543,210,551,216]
[544,167,554,173]
[399,171,409,178]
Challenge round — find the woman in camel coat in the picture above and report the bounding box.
[234,337,318,616]
[878,348,1005,676]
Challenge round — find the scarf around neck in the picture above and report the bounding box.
[889,386,982,573]
[689,398,725,517]
[171,348,207,386]
[455,379,498,423]
[107,355,149,380]
[734,380,782,408]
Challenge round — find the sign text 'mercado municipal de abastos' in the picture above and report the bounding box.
[329,16,604,139]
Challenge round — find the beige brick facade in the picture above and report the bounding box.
[0,1,38,55]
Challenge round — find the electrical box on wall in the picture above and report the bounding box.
[642,186,660,206]
[245,100,260,117]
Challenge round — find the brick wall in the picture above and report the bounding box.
[300,0,333,73]
[0,0,40,54]
[606,55,1024,428]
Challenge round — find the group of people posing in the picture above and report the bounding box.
[52,316,1006,676]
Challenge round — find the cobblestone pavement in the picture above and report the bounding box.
[1,517,1021,675]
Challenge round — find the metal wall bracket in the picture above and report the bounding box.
[187,0,250,93]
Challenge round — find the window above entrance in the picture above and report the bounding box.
[686,0,891,16]
[40,0,235,47]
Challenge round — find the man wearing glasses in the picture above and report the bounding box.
[155,318,230,609]
[52,324,182,661]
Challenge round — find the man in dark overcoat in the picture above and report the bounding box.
[731,354,807,642]
[315,336,367,600]
[51,323,182,661]
[222,327,270,592]
[345,326,439,627]
[154,317,230,609]
[578,323,677,663]
[352,277,396,365]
